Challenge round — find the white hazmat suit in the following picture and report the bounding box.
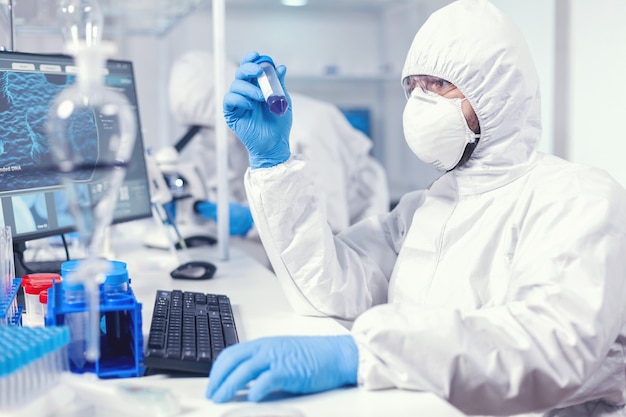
[168,50,390,236]
[242,1,626,416]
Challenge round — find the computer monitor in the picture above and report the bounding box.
[339,107,372,139]
[0,50,152,273]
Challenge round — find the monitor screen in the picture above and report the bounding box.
[338,107,372,139]
[0,50,152,243]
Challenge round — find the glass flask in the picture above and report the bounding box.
[45,0,136,364]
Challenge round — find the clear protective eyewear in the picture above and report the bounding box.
[402,75,458,100]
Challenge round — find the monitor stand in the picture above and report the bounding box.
[13,241,69,277]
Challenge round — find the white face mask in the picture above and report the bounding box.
[402,89,480,172]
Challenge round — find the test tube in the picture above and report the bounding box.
[39,290,48,320]
[102,261,130,350]
[102,260,128,295]
[61,280,88,370]
[0,229,6,324]
[0,226,15,324]
[254,55,288,116]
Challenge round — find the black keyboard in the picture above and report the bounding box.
[144,289,239,375]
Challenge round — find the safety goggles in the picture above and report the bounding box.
[402,75,458,100]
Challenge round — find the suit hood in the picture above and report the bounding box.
[402,0,542,194]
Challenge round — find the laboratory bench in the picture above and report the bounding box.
[8,224,466,417]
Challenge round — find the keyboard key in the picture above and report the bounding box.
[223,323,239,346]
[147,333,165,349]
[198,350,212,362]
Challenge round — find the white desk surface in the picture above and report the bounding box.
[43,229,466,417]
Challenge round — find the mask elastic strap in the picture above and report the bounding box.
[458,97,480,144]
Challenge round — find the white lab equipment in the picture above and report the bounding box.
[141,136,215,250]
[143,148,181,252]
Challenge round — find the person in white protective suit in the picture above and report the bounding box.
[204,0,626,416]
[167,50,390,265]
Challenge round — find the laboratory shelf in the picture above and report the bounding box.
[9,0,209,37]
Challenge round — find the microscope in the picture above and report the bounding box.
[142,126,217,250]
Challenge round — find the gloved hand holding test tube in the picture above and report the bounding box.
[225,52,292,170]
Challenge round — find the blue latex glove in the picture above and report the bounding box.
[194,200,254,236]
[206,335,358,403]
[223,51,292,169]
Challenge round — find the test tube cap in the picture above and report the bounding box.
[61,259,127,278]
[39,289,48,305]
[254,55,276,67]
[60,260,81,278]
[23,282,46,295]
[104,266,128,286]
[22,273,62,290]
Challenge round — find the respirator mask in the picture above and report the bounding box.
[402,79,480,172]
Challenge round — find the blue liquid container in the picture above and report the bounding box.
[254,55,288,116]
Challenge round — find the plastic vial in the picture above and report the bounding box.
[103,260,128,295]
[62,281,88,370]
[39,290,48,318]
[21,273,61,327]
[23,284,45,327]
[254,55,288,116]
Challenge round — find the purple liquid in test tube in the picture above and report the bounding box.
[255,55,288,116]
[267,94,288,116]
